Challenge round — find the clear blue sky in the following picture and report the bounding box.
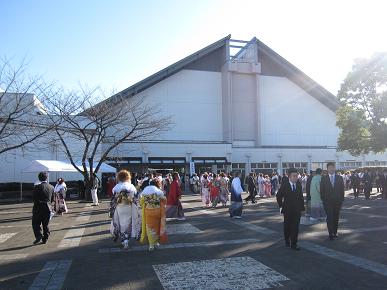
[2,0,387,95]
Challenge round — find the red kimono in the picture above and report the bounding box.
[166,180,185,219]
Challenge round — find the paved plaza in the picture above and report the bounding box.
[1,191,387,289]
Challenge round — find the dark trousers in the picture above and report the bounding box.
[244,187,256,202]
[32,204,50,240]
[324,203,341,237]
[283,211,301,246]
[353,186,359,198]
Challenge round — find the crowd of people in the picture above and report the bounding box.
[30,165,387,252]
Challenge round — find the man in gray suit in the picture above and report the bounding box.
[320,162,345,240]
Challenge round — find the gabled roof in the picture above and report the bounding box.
[255,39,339,111]
[89,34,338,112]
[92,35,231,109]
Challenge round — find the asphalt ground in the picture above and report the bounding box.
[0,189,387,290]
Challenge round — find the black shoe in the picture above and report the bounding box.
[329,235,335,240]
[33,237,42,245]
[291,245,301,251]
[41,238,47,244]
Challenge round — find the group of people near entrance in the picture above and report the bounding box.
[30,162,352,252]
[108,170,185,251]
[277,162,344,250]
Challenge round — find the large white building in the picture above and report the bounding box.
[99,35,387,176]
[1,35,387,184]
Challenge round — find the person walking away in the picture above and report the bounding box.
[53,178,68,215]
[229,171,244,219]
[244,172,257,204]
[271,172,280,196]
[310,168,326,221]
[91,174,100,206]
[350,171,360,199]
[276,168,305,250]
[109,170,141,249]
[381,169,387,199]
[305,171,315,217]
[32,172,54,245]
[140,178,168,251]
[166,172,185,220]
[219,172,229,207]
[320,162,344,240]
[363,169,372,200]
[200,174,211,208]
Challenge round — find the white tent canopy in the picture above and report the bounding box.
[22,159,116,173]
[20,159,116,201]
[23,160,78,173]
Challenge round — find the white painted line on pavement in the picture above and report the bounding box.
[199,209,218,215]
[57,213,90,248]
[28,259,72,290]
[75,214,91,222]
[0,254,28,260]
[0,223,59,228]
[0,233,17,243]
[58,228,85,248]
[167,223,203,235]
[304,225,387,238]
[300,241,387,277]
[153,256,289,290]
[98,238,260,253]
[229,220,276,235]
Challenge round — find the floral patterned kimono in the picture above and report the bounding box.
[53,183,68,215]
[201,179,210,207]
[219,177,229,206]
[109,182,141,248]
[140,185,167,250]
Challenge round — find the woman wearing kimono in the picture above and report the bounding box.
[229,171,244,219]
[53,178,68,215]
[109,170,141,249]
[264,175,272,197]
[166,172,185,220]
[219,172,229,207]
[140,179,168,251]
[210,175,221,208]
[201,174,211,207]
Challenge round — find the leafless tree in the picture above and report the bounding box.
[44,86,171,199]
[0,57,53,155]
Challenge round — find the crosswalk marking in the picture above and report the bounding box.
[58,228,85,248]
[229,220,276,235]
[28,259,72,290]
[0,254,28,260]
[300,241,387,277]
[0,232,17,243]
[98,238,260,253]
[57,213,90,248]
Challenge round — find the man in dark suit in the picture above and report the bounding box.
[362,169,372,200]
[320,162,345,240]
[381,169,387,199]
[277,168,305,250]
[32,172,54,245]
[244,172,257,204]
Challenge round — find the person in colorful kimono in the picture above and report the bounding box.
[140,178,168,251]
[219,172,229,207]
[210,174,221,207]
[166,172,185,220]
[53,178,68,215]
[229,171,244,219]
[109,170,141,249]
[200,174,211,207]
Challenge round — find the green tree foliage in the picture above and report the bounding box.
[337,53,387,155]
